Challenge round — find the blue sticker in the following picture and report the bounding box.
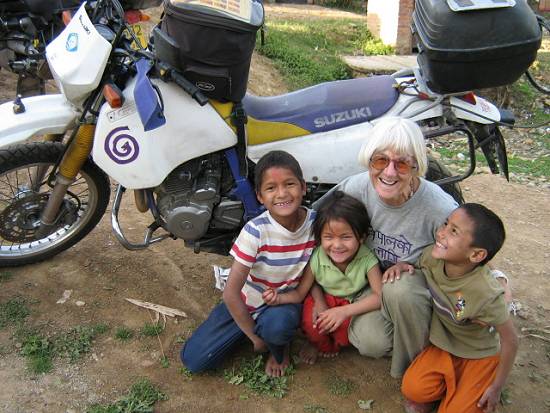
[66,33,79,52]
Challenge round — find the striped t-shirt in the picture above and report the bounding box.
[230,207,316,315]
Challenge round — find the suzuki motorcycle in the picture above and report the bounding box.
[0,0,529,267]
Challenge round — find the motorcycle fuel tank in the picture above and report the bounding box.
[93,77,237,189]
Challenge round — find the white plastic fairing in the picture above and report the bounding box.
[46,3,111,106]
[248,121,375,184]
[0,95,78,148]
[93,77,237,189]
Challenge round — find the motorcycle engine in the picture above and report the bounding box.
[155,154,244,240]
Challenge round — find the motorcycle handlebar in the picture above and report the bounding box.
[170,70,209,106]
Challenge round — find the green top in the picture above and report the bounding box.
[419,245,509,359]
[311,244,378,301]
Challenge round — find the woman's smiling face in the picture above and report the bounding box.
[369,149,417,206]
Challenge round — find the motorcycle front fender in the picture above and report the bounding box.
[0,94,79,148]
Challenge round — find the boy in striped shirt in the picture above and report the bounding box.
[181,151,316,377]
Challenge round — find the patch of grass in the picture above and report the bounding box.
[258,19,361,90]
[434,146,550,178]
[140,322,164,337]
[86,378,167,413]
[179,367,193,380]
[507,154,550,177]
[0,271,13,282]
[326,375,356,396]
[0,297,30,329]
[54,324,108,362]
[304,404,329,413]
[115,326,135,341]
[15,323,108,374]
[500,387,512,406]
[160,356,169,368]
[20,331,54,374]
[353,27,395,56]
[224,355,295,398]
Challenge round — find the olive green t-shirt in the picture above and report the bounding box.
[419,245,509,359]
[311,244,378,301]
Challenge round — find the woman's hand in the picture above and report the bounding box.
[382,261,414,283]
[262,288,280,306]
[315,306,348,334]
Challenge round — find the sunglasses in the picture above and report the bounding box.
[369,154,417,174]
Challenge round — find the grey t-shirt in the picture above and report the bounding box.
[315,172,458,269]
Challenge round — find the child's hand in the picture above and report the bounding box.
[312,300,329,331]
[382,262,414,283]
[316,307,348,334]
[477,383,501,413]
[262,288,280,306]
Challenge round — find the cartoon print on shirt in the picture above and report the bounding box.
[454,292,466,319]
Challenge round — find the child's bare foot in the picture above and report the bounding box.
[299,342,319,365]
[265,347,290,377]
[319,351,339,358]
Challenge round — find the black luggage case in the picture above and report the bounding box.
[160,0,264,102]
[412,0,542,94]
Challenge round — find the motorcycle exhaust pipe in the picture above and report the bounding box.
[35,124,95,238]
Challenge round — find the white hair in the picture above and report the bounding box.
[358,117,428,177]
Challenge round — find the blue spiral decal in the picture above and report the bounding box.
[104,126,139,164]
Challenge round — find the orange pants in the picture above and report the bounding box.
[402,345,500,413]
[301,293,351,353]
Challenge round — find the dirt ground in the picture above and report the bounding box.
[1,4,550,413]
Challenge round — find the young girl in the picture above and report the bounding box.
[298,191,383,364]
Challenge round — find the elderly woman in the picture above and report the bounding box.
[316,116,508,378]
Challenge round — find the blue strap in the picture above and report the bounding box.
[134,58,166,132]
[224,148,264,221]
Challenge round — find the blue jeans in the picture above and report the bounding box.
[181,302,302,373]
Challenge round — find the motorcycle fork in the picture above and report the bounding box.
[35,124,95,238]
[30,134,65,192]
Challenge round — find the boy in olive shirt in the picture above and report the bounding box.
[401,203,518,413]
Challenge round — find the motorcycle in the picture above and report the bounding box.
[0,0,540,267]
[0,0,160,98]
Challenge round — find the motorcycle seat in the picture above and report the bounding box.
[242,75,399,144]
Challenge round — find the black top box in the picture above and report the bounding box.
[412,0,542,94]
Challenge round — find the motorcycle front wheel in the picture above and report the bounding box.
[0,142,111,267]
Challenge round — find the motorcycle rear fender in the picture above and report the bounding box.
[0,94,78,148]
[450,95,501,124]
